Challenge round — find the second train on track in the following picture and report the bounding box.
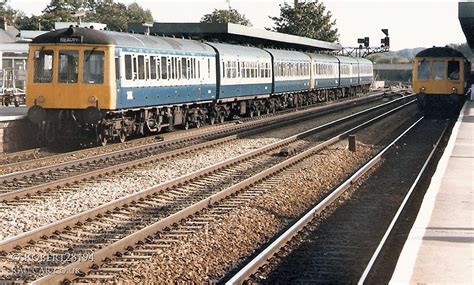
[26,27,373,145]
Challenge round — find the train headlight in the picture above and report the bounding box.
[451,87,457,93]
[37,96,45,104]
[88,96,97,103]
[420,87,426,93]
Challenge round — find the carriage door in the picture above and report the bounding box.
[198,57,203,100]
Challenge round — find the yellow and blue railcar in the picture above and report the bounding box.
[27,27,217,144]
[412,47,471,114]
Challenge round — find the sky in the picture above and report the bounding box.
[4,0,468,51]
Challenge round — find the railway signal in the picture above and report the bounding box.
[381,29,390,48]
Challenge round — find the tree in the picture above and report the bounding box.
[39,0,81,30]
[15,13,43,30]
[269,1,338,42]
[0,4,20,26]
[85,1,153,31]
[201,9,252,26]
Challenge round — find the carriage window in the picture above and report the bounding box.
[125,55,132,80]
[145,58,150,80]
[83,50,104,84]
[448,60,460,80]
[432,60,445,80]
[137,55,145,80]
[208,59,211,78]
[115,57,120,81]
[161,56,168,80]
[417,59,430,80]
[150,56,157,80]
[198,60,201,79]
[34,50,54,83]
[181,58,187,79]
[58,50,78,83]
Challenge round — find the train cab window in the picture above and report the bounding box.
[58,50,78,83]
[125,55,133,80]
[432,60,445,81]
[83,50,104,84]
[33,50,54,83]
[417,59,430,80]
[448,60,460,80]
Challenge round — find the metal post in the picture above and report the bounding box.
[348,135,356,152]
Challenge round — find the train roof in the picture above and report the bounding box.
[32,27,215,54]
[334,55,359,64]
[206,42,271,59]
[306,53,339,62]
[264,48,311,62]
[415,47,467,59]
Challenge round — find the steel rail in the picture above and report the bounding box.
[0,97,414,254]
[357,122,449,284]
[225,117,425,285]
[30,99,416,285]
[0,93,406,202]
[0,91,390,182]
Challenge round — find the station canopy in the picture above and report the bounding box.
[127,22,342,52]
[459,1,474,49]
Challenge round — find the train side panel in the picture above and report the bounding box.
[115,47,217,109]
[264,48,311,94]
[206,42,272,100]
[334,55,359,87]
[307,53,339,90]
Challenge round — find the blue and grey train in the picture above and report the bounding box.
[26,27,373,145]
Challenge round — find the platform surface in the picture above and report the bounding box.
[0,106,27,121]
[390,100,474,284]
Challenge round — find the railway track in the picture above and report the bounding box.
[0,96,417,284]
[0,90,400,172]
[226,118,450,284]
[0,91,408,203]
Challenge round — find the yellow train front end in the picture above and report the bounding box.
[412,47,470,116]
[26,45,116,110]
[25,27,117,144]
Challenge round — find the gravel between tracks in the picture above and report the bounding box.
[0,138,279,241]
[114,142,376,283]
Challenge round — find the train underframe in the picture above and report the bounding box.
[31,85,369,146]
[416,93,465,118]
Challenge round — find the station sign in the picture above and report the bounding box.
[58,36,83,44]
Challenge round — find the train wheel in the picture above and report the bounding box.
[195,120,202,129]
[209,116,216,125]
[183,120,190,130]
[96,126,108,146]
[118,130,126,143]
[97,133,107,146]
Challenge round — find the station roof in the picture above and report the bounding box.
[459,1,474,49]
[128,22,342,52]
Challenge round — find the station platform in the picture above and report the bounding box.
[0,106,38,153]
[0,106,27,121]
[390,101,474,284]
